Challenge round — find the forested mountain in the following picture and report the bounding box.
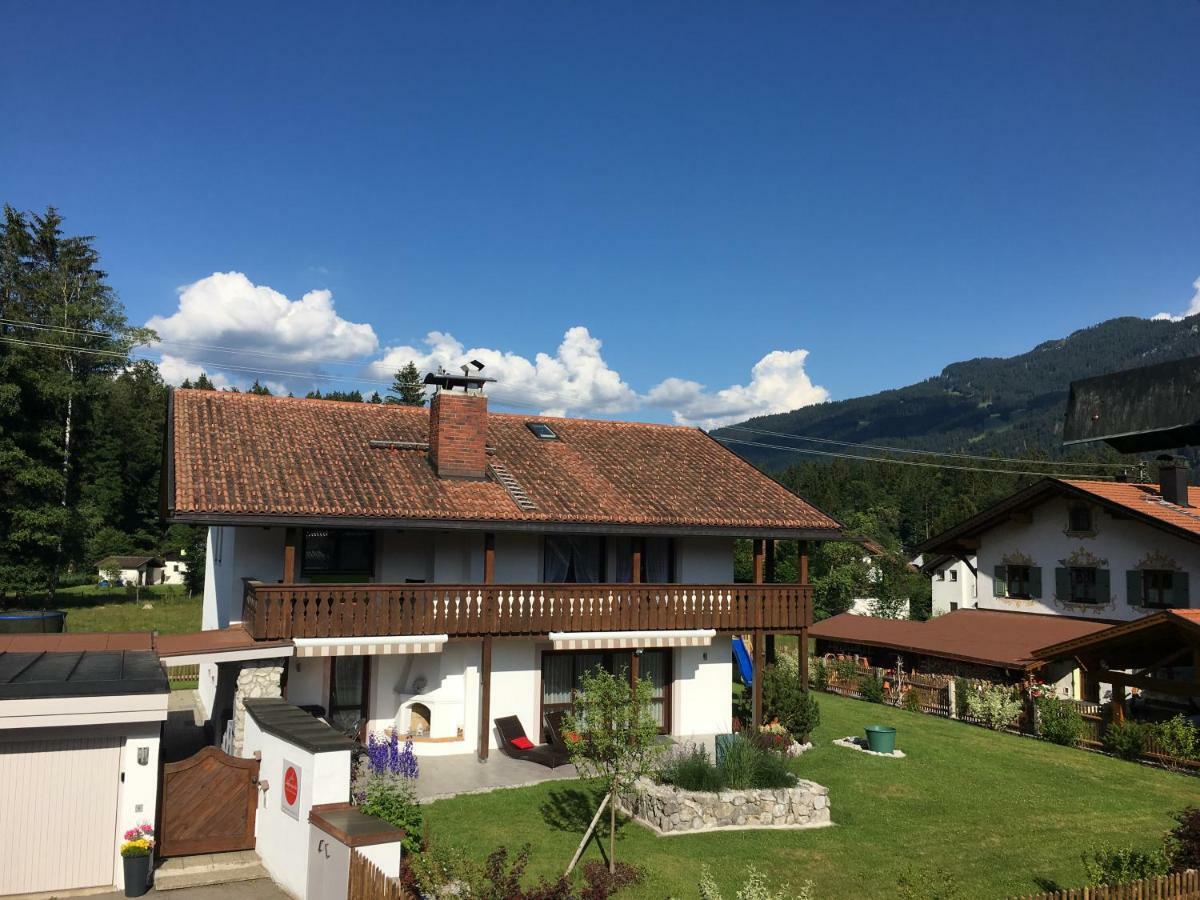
[721,315,1200,469]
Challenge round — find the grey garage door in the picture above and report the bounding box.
[0,735,123,895]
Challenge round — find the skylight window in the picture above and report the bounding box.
[526,422,558,440]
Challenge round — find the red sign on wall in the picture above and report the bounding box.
[281,760,301,819]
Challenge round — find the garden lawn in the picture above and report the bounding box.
[54,584,202,634]
[422,693,1200,899]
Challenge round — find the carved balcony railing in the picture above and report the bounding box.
[241,581,812,641]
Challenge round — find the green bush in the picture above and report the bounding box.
[358,777,423,855]
[1167,806,1200,873]
[810,659,828,691]
[1036,695,1085,746]
[896,863,965,900]
[953,677,971,718]
[659,745,724,792]
[858,672,885,704]
[1155,715,1198,761]
[833,658,861,680]
[699,864,814,900]
[1104,720,1150,761]
[902,689,922,713]
[750,748,798,789]
[762,664,820,739]
[964,684,1022,730]
[1081,845,1168,886]
[720,734,762,789]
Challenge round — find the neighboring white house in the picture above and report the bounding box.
[96,555,164,586]
[162,384,842,760]
[160,549,189,585]
[848,539,914,619]
[911,554,977,617]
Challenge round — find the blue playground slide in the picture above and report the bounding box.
[732,636,754,687]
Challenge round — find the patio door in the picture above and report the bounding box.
[329,656,369,737]
[541,650,671,736]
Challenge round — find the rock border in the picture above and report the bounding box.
[618,776,832,835]
[833,736,906,758]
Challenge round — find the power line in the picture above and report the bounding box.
[723,424,1131,469]
[713,435,1117,480]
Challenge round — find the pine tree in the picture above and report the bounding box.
[368,391,383,404]
[192,373,215,390]
[387,361,425,406]
[248,380,272,395]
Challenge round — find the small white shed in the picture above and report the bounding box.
[0,634,169,895]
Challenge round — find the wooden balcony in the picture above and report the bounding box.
[241,581,812,641]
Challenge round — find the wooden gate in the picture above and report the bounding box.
[159,746,259,857]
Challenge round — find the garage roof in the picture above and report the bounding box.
[0,649,168,700]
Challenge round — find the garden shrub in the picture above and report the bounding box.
[953,676,971,718]
[578,861,647,900]
[720,733,763,789]
[762,664,820,739]
[1104,720,1150,761]
[896,863,964,900]
[833,657,861,680]
[1081,845,1168,886]
[750,747,797,789]
[1167,806,1200,873]
[1036,695,1085,746]
[964,683,1022,730]
[810,658,828,691]
[902,688,922,713]
[698,864,813,900]
[1155,715,1198,761]
[752,723,794,754]
[659,745,724,792]
[858,672,885,704]
[352,731,422,853]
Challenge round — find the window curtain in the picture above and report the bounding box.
[645,538,670,583]
[544,536,603,583]
[543,654,573,707]
[615,538,633,583]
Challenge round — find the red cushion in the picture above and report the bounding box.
[511,736,534,750]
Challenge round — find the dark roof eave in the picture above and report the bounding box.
[811,629,1033,671]
[166,511,844,540]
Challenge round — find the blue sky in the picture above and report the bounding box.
[2,2,1197,425]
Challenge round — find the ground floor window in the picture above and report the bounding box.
[541,649,671,735]
[328,656,369,737]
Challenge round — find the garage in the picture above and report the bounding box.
[0,634,169,896]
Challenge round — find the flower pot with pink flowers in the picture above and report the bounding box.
[120,823,154,897]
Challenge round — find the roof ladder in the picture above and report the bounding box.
[488,461,537,512]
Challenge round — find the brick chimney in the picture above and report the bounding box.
[429,389,488,479]
[1157,455,1190,507]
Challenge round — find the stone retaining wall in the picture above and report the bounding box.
[619,776,831,834]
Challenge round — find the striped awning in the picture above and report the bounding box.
[292,635,448,658]
[548,629,716,651]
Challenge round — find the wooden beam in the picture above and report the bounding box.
[1108,673,1126,724]
[797,540,809,585]
[483,532,495,585]
[631,537,644,585]
[478,635,493,761]
[752,628,765,728]
[283,527,299,583]
[1097,669,1200,699]
[752,539,765,584]
[630,649,640,688]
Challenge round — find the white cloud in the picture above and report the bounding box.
[371,326,639,417]
[1152,276,1200,322]
[147,271,378,363]
[644,348,829,429]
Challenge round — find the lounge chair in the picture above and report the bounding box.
[543,709,575,754]
[494,715,570,769]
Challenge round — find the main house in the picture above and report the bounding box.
[812,462,1198,696]
[162,378,841,760]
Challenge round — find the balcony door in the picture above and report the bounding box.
[543,535,604,583]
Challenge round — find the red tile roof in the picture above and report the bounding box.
[167,390,841,534]
[810,609,1112,670]
[1061,479,1200,539]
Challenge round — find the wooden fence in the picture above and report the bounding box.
[348,850,409,900]
[1010,870,1200,899]
[165,664,199,687]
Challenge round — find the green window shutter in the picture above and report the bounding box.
[1028,566,1042,599]
[1174,572,1190,608]
[993,565,1007,597]
[1054,567,1069,601]
[1095,568,1110,602]
[1126,570,1143,606]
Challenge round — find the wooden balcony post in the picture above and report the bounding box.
[798,540,810,691]
[283,527,300,583]
[478,635,493,761]
[630,648,640,689]
[1109,675,1126,724]
[479,532,496,762]
[631,537,644,584]
[752,628,765,728]
[752,539,765,585]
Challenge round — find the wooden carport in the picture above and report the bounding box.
[1034,609,1200,722]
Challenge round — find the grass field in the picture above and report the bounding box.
[54,583,202,634]
[422,693,1200,899]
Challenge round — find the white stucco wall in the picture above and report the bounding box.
[977,495,1198,621]
[673,637,733,739]
[244,713,352,900]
